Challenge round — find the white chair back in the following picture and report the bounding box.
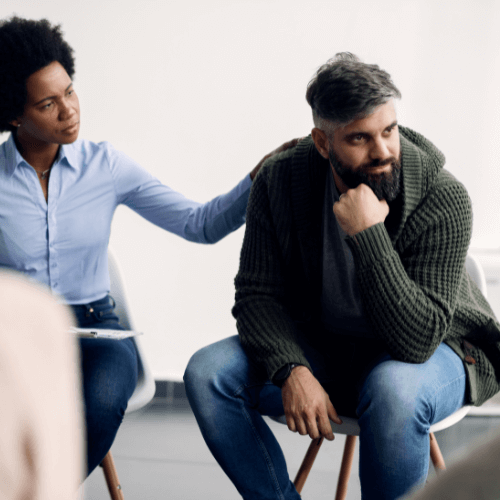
[108,248,156,413]
[465,253,488,297]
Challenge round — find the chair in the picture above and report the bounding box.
[98,248,156,500]
[271,253,487,499]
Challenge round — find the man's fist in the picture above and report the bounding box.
[333,183,389,236]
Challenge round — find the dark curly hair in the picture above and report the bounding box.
[306,52,401,133]
[0,16,75,133]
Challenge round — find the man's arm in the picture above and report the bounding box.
[232,163,310,378]
[232,162,341,440]
[336,178,472,363]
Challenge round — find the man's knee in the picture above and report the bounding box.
[184,336,242,396]
[358,360,427,422]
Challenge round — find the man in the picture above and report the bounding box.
[184,53,500,499]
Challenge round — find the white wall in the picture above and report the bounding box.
[1,0,499,380]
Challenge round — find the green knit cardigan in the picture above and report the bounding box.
[232,126,500,406]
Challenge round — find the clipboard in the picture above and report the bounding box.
[69,327,143,340]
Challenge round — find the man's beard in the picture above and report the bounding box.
[329,148,402,202]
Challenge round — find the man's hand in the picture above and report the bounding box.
[250,138,303,180]
[281,365,341,441]
[333,183,390,236]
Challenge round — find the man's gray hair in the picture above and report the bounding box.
[306,52,401,134]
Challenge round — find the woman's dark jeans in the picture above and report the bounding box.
[71,295,138,476]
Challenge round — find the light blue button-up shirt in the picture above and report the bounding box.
[0,134,252,304]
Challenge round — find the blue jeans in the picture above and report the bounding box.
[184,335,466,500]
[71,295,138,476]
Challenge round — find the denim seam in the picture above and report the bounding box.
[428,373,467,429]
[235,383,287,500]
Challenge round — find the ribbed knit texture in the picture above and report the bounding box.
[232,127,500,406]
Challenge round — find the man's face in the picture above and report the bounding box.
[328,100,401,201]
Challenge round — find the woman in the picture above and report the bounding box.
[0,16,292,476]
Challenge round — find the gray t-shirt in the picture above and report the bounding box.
[321,171,373,338]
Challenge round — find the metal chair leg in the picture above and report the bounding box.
[335,435,357,500]
[293,437,325,494]
[429,432,446,474]
[101,451,125,500]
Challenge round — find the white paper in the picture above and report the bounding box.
[68,327,143,339]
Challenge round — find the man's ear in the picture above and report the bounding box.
[9,118,21,129]
[311,128,329,159]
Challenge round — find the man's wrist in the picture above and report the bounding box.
[272,363,303,388]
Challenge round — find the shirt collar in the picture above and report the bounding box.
[2,133,79,177]
[58,142,79,171]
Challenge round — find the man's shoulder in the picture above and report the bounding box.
[261,144,296,173]
[260,136,316,180]
[412,168,472,225]
[432,168,471,203]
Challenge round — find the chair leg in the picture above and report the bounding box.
[335,435,357,500]
[101,451,125,500]
[429,432,446,474]
[293,437,325,494]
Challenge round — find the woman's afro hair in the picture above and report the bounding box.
[0,16,75,133]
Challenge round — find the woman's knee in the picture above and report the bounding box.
[81,340,138,418]
[84,371,134,421]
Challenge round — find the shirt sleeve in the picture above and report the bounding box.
[106,143,251,243]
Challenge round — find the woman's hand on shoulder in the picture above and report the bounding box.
[250,137,304,180]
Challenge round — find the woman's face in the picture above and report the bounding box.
[12,61,80,147]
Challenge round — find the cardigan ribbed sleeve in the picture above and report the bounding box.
[347,174,472,363]
[232,161,312,380]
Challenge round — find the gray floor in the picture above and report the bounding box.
[82,392,500,500]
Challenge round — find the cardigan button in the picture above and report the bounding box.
[465,355,476,365]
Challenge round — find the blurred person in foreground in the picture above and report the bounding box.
[0,16,294,476]
[184,53,500,499]
[0,273,83,500]
[405,425,500,500]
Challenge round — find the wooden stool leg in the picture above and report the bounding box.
[335,435,357,500]
[293,437,325,494]
[101,451,125,500]
[429,432,446,474]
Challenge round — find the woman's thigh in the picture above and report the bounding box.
[73,295,139,413]
[79,337,138,411]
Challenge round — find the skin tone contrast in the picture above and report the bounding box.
[282,100,400,441]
